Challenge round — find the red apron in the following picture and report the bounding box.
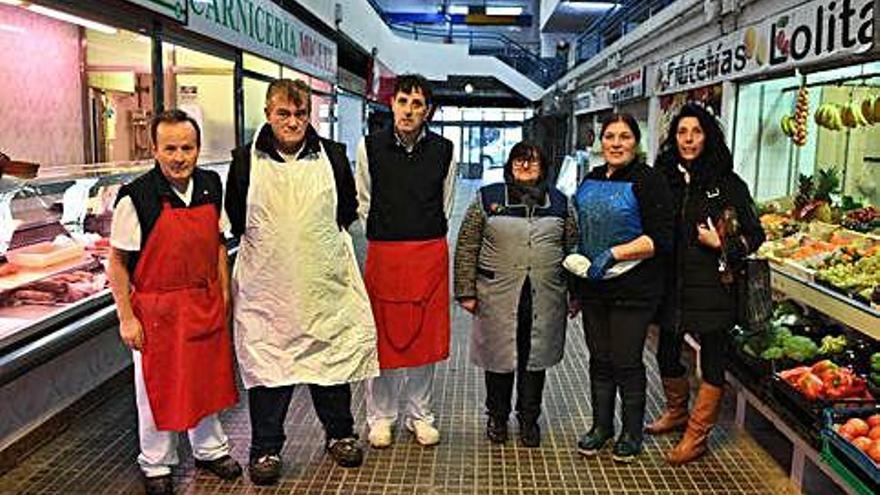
[131,201,238,431]
[364,238,450,369]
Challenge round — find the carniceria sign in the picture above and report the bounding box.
[187,0,337,81]
[653,0,873,94]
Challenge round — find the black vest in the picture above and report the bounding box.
[365,129,453,241]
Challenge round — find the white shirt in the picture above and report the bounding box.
[110,177,230,251]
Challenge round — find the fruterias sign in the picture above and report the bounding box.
[187,0,337,81]
[653,0,873,94]
[608,68,644,104]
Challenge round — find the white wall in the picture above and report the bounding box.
[295,0,544,101]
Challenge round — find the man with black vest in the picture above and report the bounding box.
[225,79,379,485]
[108,110,242,495]
[355,74,457,448]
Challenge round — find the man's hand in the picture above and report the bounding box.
[459,297,478,314]
[119,316,144,351]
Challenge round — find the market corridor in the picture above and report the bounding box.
[0,180,795,495]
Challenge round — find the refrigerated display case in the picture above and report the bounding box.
[0,159,230,381]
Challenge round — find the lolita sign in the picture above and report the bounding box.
[654,0,873,94]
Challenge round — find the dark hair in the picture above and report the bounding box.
[599,113,641,144]
[657,103,732,180]
[266,78,311,112]
[151,109,201,148]
[503,141,545,184]
[393,73,433,105]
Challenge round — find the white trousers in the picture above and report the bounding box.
[365,363,436,429]
[133,351,231,478]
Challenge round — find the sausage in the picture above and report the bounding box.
[12,289,56,303]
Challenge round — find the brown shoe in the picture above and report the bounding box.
[667,382,724,465]
[195,455,242,480]
[645,377,690,435]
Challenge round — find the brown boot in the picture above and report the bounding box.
[645,377,690,435]
[667,382,723,465]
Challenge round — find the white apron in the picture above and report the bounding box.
[233,136,379,388]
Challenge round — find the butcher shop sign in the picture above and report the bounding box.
[653,0,874,94]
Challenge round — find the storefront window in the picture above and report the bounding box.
[162,43,235,162]
[734,62,880,206]
[243,53,280,79]
[243,77,270,142]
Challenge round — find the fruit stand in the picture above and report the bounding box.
[722,167,880,493]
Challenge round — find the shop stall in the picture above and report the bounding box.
[0,0,339,468]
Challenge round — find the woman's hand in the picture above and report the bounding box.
[459,297,478,314]
[119,316,144,351]
[697,216,722,250]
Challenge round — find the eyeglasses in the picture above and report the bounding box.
[512,158,540,168]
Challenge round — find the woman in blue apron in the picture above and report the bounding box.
[572,114,674,463]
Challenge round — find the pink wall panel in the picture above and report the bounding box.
[0,5,85,167]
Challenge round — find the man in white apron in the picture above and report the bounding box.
[225,79,379,486]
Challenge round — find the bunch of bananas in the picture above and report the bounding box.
[815,100,874,131]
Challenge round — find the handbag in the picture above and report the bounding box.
[734,256,773,335]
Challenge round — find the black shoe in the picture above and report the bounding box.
[611,432,643,464]
[326,437,364,468]
[248,454,282,485]
[487,416,508,444]
[143,474,173,495]
[194,455,243,480]
[519,421,540,448]
[577,426,613,457]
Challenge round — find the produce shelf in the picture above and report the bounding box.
[770,268,880,340]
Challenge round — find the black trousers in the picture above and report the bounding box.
[657,326,728,386]
[484,277,546,425]
[582,302,656,441]
[248,383,354,460]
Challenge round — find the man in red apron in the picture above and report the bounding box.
[108,110,241,495]
[355,74,457,448]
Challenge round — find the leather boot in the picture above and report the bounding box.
[667,382,723,465]
[645,376,690,435]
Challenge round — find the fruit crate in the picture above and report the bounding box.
[770,374,875,441]
[821,406,880,495]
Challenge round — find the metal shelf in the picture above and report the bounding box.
[770,268,880,341]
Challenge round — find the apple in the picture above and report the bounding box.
[867,414,880,428]
[869,426,880,440]
[838,422,858,440]
[852,436,872,452]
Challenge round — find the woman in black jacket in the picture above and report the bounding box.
[647,103,765,465]
[572,114,674,463]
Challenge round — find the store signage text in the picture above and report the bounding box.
[124,0,187,22]
[188,0,336,80]
[608,68,644,104]
[574,86,611,115]
[654,0,873,94]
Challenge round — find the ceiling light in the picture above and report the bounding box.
[464,83,474,94]
[0,23,25,33]
[27,5,118,34]
[486,7,523,16]
[448,5,468,15]
[566,1,619,10]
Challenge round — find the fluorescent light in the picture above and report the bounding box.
[27,5,118,34]
[566,1,619,10]
[486,7,523,16]
[448,5,469,15]
[0,23,25,33]
[0,1,23,6]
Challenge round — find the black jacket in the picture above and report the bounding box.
[225,124,357,238]
[657,157,766,333]
[575,161,675,306]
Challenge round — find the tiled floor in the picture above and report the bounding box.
[0,180,797,494]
